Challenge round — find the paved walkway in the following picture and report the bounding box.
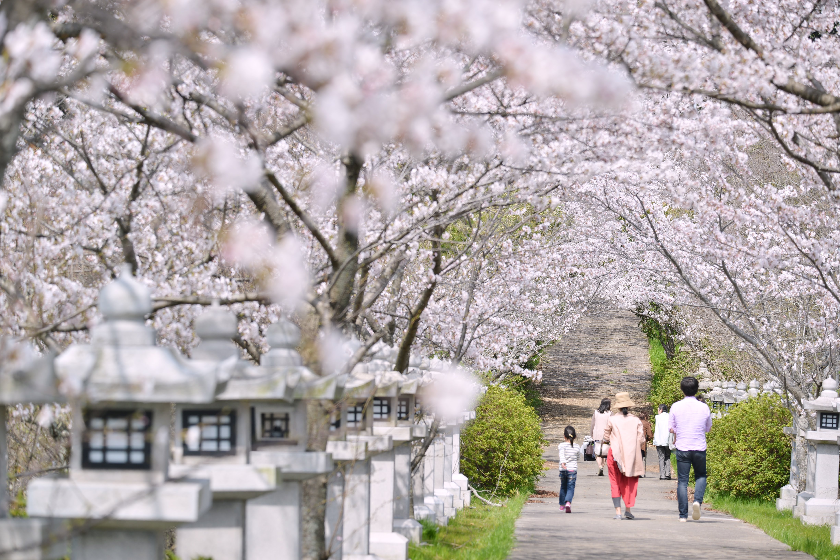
[510,305,812,559]
[509,455,812,559]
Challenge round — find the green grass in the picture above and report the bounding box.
[708,493,840,560]
[408,487,530,560]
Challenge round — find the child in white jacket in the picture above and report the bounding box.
[558,425,582,513]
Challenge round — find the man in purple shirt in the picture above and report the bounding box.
[669,376,712,522]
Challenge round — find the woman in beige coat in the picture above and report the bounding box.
[602,392,646,520]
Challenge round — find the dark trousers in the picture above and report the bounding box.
[558,470,577,504]
[676,449,707,519]
[656,445,672,478]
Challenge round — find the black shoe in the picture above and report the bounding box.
[665,476,672,480]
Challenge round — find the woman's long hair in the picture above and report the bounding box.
[597,398,611,414]
[620,407,629,416]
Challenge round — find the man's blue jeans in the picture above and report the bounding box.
[559,470,577,504]
[676,449,707,518]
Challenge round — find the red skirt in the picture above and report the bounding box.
[607,448,638,507]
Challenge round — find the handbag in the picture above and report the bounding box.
[583,442,596,461]
[594,441,610,458]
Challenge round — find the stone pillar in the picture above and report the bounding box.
[325,470,345,560]
[246,481,304,560]
[179,501,245,560]
[442,426,464,510]
[1,404,6,517]
[343,457,374,558]
[369,449,408,560]
[776,426,798,512]
[392,446,421,543]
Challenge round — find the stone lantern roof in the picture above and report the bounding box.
[55,267,232,404]
[805,377,839,412]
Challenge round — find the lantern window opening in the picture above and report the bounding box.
[820,412,839,430]
[397,397,410,421]
[261,412,290,439]
[329,411,341,432]
[82,409,153,470]
[182,409,237,456]
[346,403,366,428]
[373,397,391,421]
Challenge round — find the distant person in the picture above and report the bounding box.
[590,398,611,476]
[669,376,712,522]
[602,392,646,520]
[652,404,673,480]
[558,425,582,513]
[638,410,653,477]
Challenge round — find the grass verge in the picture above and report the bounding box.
[408,487,530,560]
[708,493,840,560]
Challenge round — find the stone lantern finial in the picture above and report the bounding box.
[261,318,303,368]
[193,302,239,362]
[821,377,838,398]
[98,263,152,321]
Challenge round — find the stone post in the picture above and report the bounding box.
[799,378,840,525]
[776,425,800,512]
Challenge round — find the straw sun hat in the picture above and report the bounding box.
[614,392,635,409]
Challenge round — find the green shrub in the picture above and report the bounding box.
[460,385,546,496]
[648,338,697,412]
[707,394,791,501]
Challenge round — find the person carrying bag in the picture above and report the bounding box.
[602,392,646,520]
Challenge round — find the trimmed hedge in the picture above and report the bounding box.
[707,394,791,501]
[460,385,546,496]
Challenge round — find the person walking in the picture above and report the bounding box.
[602,392,645,520]
[669,376,712,522]
[558,425,582,513]
[590,398,611,476]
[653,404,673,480]
[638,410,653,477]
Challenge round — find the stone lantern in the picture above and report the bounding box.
[0,339,67,559]
[722,381,736,412]
[325,368,397,560]
[748,380,760,399]
[799,378,840,525]
[27,267,231,560]
[708,382,723,416]
[170,306,286,560]
[735,382,748,403]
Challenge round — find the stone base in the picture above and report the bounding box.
[452,474,470,507]
[444,482,465,509]
[776,498,795,512]
[0,518,69,560]
[802,514,835,526]
[793,491,814,519]
[423,497,446,525]
[73,529,164,560]
[413,505,436,524]
[369,532,408,560]
[392,518,421,544]
[831,525,840,546]
[802,497,839,526]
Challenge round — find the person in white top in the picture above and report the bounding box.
[652,403,673,480]
[558,425,582,513]
[590,398,611,476]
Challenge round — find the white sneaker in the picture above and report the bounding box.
[692,501,701,520]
